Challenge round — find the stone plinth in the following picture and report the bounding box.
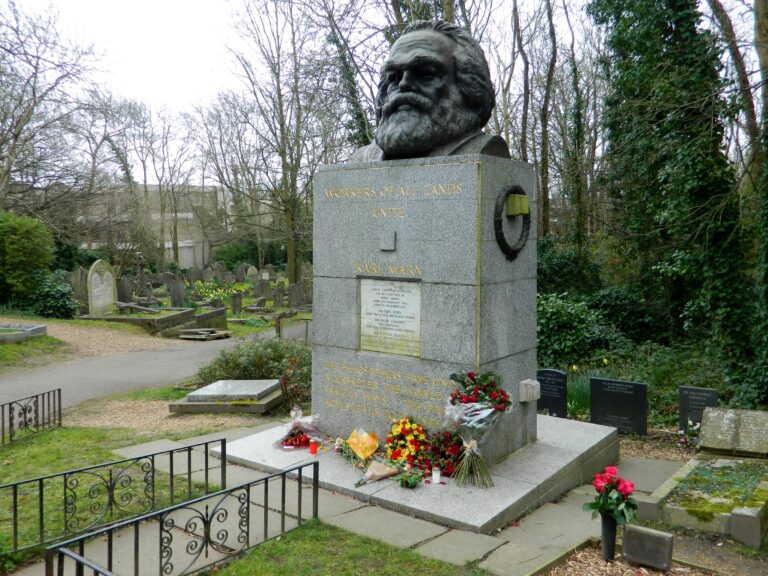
[312,155,536,466]
[187,380,280,402]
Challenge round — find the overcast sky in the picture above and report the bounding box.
[26,0,240,111]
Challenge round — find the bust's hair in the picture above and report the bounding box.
[375,20,495,129]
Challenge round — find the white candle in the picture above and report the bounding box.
[432,466,441,484]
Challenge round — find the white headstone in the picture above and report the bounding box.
[87,259,117,316]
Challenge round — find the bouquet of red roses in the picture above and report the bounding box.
[443,371,511,488]
[582,465,638,525]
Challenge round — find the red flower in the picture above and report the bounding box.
[490,391,499,400]
[400,427,407,435]
[460,395,470,403]
[593,473,607,493]
[446,445,460,456]
[468,371,475,380]
[469,395,477,403]
[391,448,402,460]
[406,454,414,463]
[604,466,618,480]
[617,479,634,497]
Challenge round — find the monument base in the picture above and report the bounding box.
[213,415,617,534]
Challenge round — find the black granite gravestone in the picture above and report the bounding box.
[536,369,568,418]
[590,377,648,435]
[678,386,718,431]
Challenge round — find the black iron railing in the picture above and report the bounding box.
[45,461,319,576]
[51,547,116,576]
[1,439,226,554]
[1,388,62,446]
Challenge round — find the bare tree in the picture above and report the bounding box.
[0,0,92,209]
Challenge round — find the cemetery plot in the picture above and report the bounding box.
[589,377,648,435]
[536,369,567,418]
[678,386,718,431]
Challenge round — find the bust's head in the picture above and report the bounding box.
[374,20,495,159]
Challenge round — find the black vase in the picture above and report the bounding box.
[600,512,617,561]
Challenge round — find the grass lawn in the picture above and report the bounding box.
[213,519,489,576]
[0,335,69,372]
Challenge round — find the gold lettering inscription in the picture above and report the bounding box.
[423,183,462,196]
[322,182,461,201]
[387,263,422,277]
[354,261,380,274]
[372,207,406,218]
[354,261,422,277]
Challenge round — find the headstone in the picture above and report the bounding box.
[698,408,768,456]
[590,377,648,435]
[202,267,214,282]
[161,272,175,289]
[261,272,270,281]
[536,369,567,418]
[235,266,246,283]
[312,155,538,466]
[253,297,266,308]
[224,271,235,284]
[246,266,258,279]
[287,283,302,307]
[678,386,718,431]
[117,277,135,303]
[258,279,271,299]
[170,278,186,308]
[273,284,284,307]
[231,292,243,315]
[69,267,89,310]
[214,261,227,282]
[621,524,674,571]
[264,264,275,279]
[302,277,312,305]
[86,260,117,316]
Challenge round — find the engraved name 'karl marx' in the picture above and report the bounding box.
[349,20,510,162]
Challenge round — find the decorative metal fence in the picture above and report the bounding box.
[1,439,226,554]
[50,547,116,576]
[44,461,319,576]
[1,388,62,446]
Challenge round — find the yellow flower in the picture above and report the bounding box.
[571,364,578,372]
[602,358,609,366]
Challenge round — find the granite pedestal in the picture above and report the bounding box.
[214,415,618,534]
[312,155,537,466]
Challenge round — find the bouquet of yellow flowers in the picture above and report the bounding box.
[385,417,429,467]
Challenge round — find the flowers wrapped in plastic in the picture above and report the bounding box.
[273,410,322,450]
[442,371,511,488]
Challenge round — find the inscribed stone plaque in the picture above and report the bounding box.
[699,408,768,455]
[536,369,567,418]
[360,278,421,357]
[678,386,718,431]
[590,377,648,435]
[87,259,117,316]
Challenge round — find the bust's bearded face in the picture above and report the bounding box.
[375,30,478,159]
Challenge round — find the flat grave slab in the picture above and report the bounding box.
[187,380,281,402]
[213,414,618,534]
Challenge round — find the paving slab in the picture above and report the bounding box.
[323,505,448,548]
[479,536,590,576]
[113,439,183,459]
[415,529,504,565]
[616,456,685,493]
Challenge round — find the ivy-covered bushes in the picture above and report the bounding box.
[537,293,624,369]
[195,337,311,393]
[0,212,54,302]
